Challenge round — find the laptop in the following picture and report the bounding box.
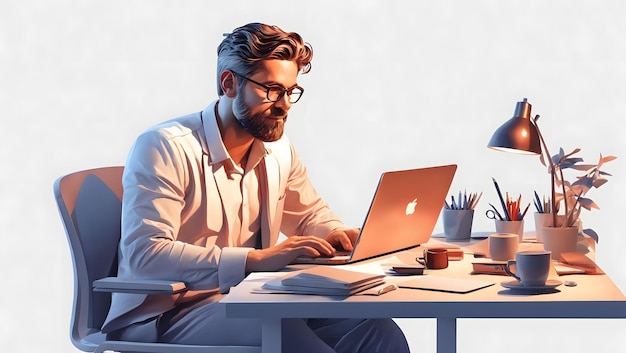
[293,164,457,265]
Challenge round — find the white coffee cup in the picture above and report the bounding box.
[489,233,519,261]
[505,251,551,286]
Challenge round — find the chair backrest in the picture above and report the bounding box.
[55,166,261,353]
[54,166,125,351]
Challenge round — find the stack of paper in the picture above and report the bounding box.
[261,266,385,296]
[559,252,604,275]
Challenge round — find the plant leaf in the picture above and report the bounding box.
[572,177,593,191]
[600,155,617,164]
[551,148,566,165]
[568,163,595,171]
[563,148,581,159]
[592,178,609,188]
[584,228,599,243]
[577,197,599,211]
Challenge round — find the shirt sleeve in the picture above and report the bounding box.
[118,128,234,291]
[279,144,346,238]
[217,247,253,293]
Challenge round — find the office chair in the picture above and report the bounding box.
[54,166,261,353]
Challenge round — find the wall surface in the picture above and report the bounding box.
[2,1,625,352]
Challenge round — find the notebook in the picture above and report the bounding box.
[259,266,386,296]
[293,164,457,265]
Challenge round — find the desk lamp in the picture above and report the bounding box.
[487,98,559,227]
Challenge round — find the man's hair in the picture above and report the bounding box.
[216,23,313,96]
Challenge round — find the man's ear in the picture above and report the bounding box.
[220,70,237,98]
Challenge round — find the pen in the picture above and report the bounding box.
[377,284,398,296]
[520,203,531,220]
[459,192,466,210]
[533,191,544,213]
[461,192,471,210]
[447,191,482,210]
[471,191,483,210]
[492,178,511,221]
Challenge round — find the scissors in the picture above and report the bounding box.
[486,204,504,220]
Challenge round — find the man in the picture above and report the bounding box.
[103,22,410,352]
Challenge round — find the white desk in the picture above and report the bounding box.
[221,240,626,353]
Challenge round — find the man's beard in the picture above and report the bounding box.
[233,92,288,142]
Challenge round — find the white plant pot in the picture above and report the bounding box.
[542,226,579,260]
[534,213,565,243]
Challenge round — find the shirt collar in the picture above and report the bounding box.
[201,101,267,171]
[202,101,229,165]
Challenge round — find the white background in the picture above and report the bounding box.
[2,1,626,352]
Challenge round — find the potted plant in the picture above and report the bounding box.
[540,147,616,257]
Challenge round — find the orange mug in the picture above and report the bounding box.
[418,248,449,269]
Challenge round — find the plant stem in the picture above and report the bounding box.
[558,167,570,227]
[533,115,559,227]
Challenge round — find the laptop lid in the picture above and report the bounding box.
[347,164,457,263]
[294,164,457,265]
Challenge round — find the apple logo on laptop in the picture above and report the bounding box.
[405,198,418,215]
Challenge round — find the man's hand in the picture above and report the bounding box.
[323,227,359,252]
[245,235,336,272]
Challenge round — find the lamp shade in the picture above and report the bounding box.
[488,98,541,155]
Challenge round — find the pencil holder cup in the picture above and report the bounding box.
[443,209,474,241]
[494,219,524,242]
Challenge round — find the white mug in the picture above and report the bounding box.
[489,233,519,261]
[505,251,551,286]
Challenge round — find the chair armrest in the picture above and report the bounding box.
[93,277,187,295]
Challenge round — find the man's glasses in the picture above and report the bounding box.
[231,71,304,104]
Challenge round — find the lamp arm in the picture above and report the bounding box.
[533,115,560,227]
